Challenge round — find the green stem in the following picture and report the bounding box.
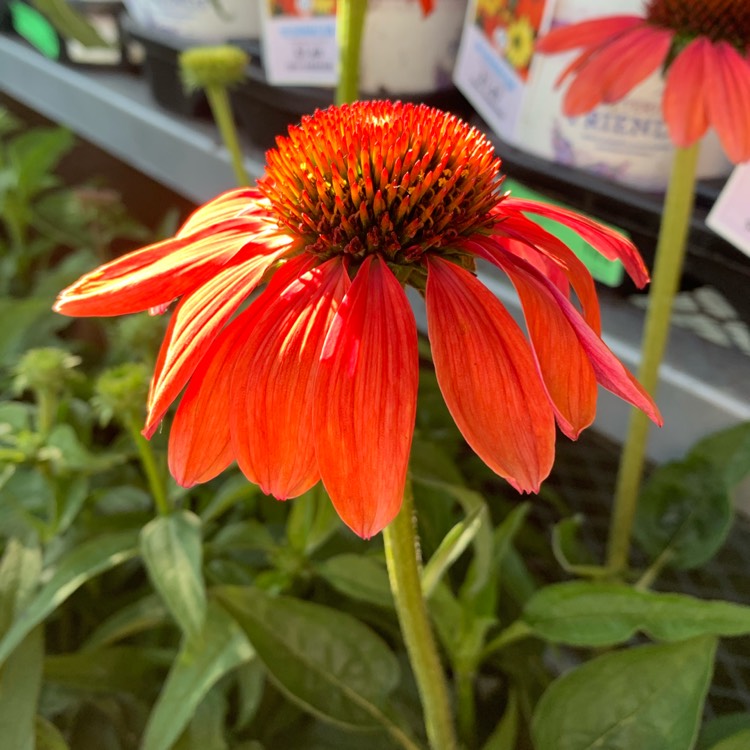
[205,85,250,187]
[36,390,57,439]
[607,142,701,575]
[335,0,368,105]
[383,481,457,750]
[455,665,477,749]
[125,416,170,516]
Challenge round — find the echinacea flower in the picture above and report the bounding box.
[536,0,750,163]
[55,101,661,538]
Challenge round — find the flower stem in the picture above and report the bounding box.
[205,84,250,187]
[335,0,368,105]
[455,664,477,748]
[383,480,457,750]
[607,142,701,575]
[125,416,170,516]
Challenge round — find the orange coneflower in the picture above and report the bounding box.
[536,0,750,163]
[55,101,660,538]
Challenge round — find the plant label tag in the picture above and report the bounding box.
[260,1,337,87]
[453,0,557,144]
[707,163,750,258]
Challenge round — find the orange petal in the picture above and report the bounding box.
[313,256,418,538]
[501,198,650,288]
[663,38,710,148]
[485,211,601,333]
[704,41,750,164]
[495,252,662,426]
[168,314,245,487]
[536,15,642,54]
[54,218,288,316]
[144,249,287,437]
[229,257,347,500]
[425,256,556,493]
[480,247,598,438]
[177,188,265,236]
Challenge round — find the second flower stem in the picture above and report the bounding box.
[383,480,457,750]
[205,85,250,187]
[607,142,701,575]
[125,416,170,516]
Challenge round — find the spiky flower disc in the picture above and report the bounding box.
[259,101,503,270]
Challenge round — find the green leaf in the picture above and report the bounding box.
[690,422,750,487]
[707,730,750,750]
[45,424,124,475]
[35,715,70,750]
[316,554,393,609]
[82,593,169,651]
[141,511,207,639]
[0,628,43,750]
[142,602,254,750]
[482,688,518,750]
[214,585,400,729]
[0,536,42,634]
[422,504,483,598]
[0,530,139,665]
[234,659,265,732]
[44,646,167,693]
[7,126,74,200]
[286,484,340,556]
[532,637,717,750]
[30,0,107,47]
[522,581,750,647]
[551,515,602,576]
[634,456,733,569]
[698,715,750,750]
[181,685,228,750]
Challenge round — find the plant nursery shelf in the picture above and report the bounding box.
[2,33,750,463]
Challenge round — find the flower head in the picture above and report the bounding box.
[536,0,750,162]
[55,101,660,538]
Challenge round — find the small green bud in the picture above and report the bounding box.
[179,45,249,91]
[13,348,81,397]
[92,363,150,426]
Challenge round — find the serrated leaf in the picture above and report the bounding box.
[316,554,393,609]
[142,602,254,750]
[522,581,750,647]
[532,637,717,750]
[214,585,400,729]
[0,628,43,750]
[634,456,733,569]
[0,530,139,666]
[141,511,207,639]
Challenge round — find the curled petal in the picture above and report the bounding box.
[536,15,643,54]
[501,198,650,288]
[314,256,419,538]
[486,210,601,333]
[425,256,556,493]
[177,188,267,236]
[229,257,347,500]
[144,249,287,437]
[54,218,289,316]
[663,38,710,148]
[489,252,663,426]
[703,41,750,163]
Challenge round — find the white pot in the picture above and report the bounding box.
[123,0,262,41]
[360,0,468,94]
[517,0,731,190]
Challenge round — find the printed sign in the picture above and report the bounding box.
[453,0,556,143]
[707,163,750,258]
[261,0,338,87]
